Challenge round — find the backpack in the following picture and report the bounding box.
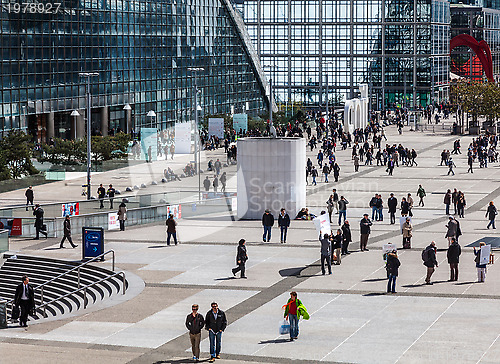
[422,248,430,262]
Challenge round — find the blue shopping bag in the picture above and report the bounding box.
[279,319,290,335]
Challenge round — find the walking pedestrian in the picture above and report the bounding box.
[320,233,332,275]
[452,188,459,215]
[283,292,304,341]
[341,220,352,255]
[33,204,47,239]
[214,159,222,176]
[445,216,458,246]
[278,208,290,243]
[386,250,400,294]
[447,237,461,281]
[107,184,116,209]
[326,195,334,224]
[444,189,452,215]
[457,191,466,218]
[118,200,127,231]
[422,241,438,285]
[332,229,343,265]
[25,186,34,211]
[14,275,35,327]
[262,209,274,242]
[232,239,248,278]
[332,189,339,213]
[60,216,77,248]
[447,157,456,175]
[417,184,426,207]
[388,193,397,224]
[311,166,318,185]
[205,302,227,362]
[322,164,329,182]
[359,213,372,251]
[402,217,412,249]
[166,214,178,245]
[186,304,205,362]
[407,193,414,217]
[203,176,211,192]
[353,155,360,172]
[338,196,349,225]
[474,242,488,282]
[486,201,497,229]
[213,176,219,192]
[467,155,474,173]
[220,172,227,192]
[97,184,106,208]
[332,163,340,182]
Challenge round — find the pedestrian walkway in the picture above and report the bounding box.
[2,123,500,364]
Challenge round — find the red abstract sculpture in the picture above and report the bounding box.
[450,34,494,82]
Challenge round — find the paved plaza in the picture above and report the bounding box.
[2,123,500,364]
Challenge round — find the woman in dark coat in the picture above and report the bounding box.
[400,197,409,217]
[341,221,352,255]
[232,239,248,278]
[386,250,400,293]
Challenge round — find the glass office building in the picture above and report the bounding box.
[0,0,270,141]
[237,0,450,109]
[450,2,500,81]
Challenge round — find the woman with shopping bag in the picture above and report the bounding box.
[282,291,309,341]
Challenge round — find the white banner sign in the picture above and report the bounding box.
[175,122,192,154]
[166,204,182,219]
[480,245,491,265]
[108,213,119,230]
[383,243,397,254]
[208,118,225,139]
[313,213,331,236]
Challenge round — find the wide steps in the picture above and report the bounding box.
[0,254,127,323]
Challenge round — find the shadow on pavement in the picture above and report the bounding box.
[279,267,305,277]
[258,338,291,344]
[148,245,169,249]
[362,278,388,282]
[214,277,237,281]
[363,292,387,297]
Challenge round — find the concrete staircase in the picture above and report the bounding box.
[0,254,127,322]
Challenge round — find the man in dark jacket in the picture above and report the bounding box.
[107,184,116,209]
[205,302,227,362]
[388,193,398,224]
[186,304,205,361]
[203,176,211,192]
[278,208,290,243]
[232,239,248,278]
[14,275,35,327]
[166,214,178,245]
[25,186,34,211]
[262,209,274,242]
[359,214,373,251]
[386,250,400,293]
[341,220,352,255]
[97,184,106,208]
[423,241,438,284]
[447,238,461,281]
[320,233,332,275]
[33,204,47,239]
[60,216,77,248]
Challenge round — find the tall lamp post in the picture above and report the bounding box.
[323,61,334,139]
[123,103,132,134]
[188,67,204,201]
[79,72,99,200]
[70,110,80,140]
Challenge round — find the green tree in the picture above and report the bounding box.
[0,130,37,179]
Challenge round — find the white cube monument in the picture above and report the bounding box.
[237,137,306,219]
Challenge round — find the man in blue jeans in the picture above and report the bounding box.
[278,208,290,243]
[262,209,275,242]
[205,302,227,362]
[338,196,349,226]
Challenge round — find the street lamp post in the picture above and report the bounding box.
[188,67,205,202]
[79,72,99,200]
[123,103,132,134]
[70,110,80,140]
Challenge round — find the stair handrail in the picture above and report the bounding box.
[4,250,116,306]
[37,271,126,317]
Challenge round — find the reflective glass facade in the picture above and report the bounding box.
[237,0,450,108]
[0,0,269,141]
[451,4,500,81]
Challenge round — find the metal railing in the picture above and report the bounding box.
[38,271,126,317]
[6,250,124,320]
